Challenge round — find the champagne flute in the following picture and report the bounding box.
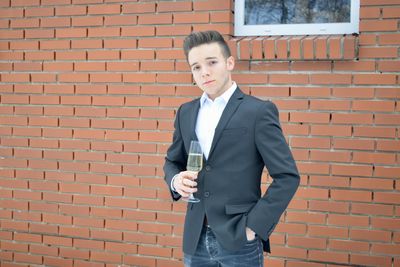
[184,140,203,203]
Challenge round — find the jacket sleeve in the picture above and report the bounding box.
[163,106,186,201]
[246,101,300,240]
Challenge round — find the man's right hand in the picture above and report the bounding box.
[173,171,198,198]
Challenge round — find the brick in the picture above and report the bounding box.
[88,27,120,37]
[330,239,369,253]
[269,246,307,260]
[211,11,232,23]
[302,36,315,59]
[40,40,70,49]
[88,4,121,15]
[309,225,348,239]
[352,177,393,191]
[104,39,136,49]
[372,217,400,230]
[124,255,156,267]
[43,62,73,71]
[234,73,268,84]
[351,254,392,267]
[270,74,308,84]
[193,0,231,11]
[343,36,356,59]
[355,126,396,138]
[309,250,349,264]
[359,47,398,59]
[25,6,54,17]
[377,140,400,152]
[41,17,70,27]
[59,73,89,83]
[72,16,103,27]
[382,6,400,18]
[309,200,349,213]
[334,61,375,72]
[174,13,209,24]
[0,29,24,39]
[56,51,86,60]
[192,24,232,35]
[311,74,351,84]
[75,62,106,72]
[90,229,123,243]
[0,8,23,18]
[74,217,104,229]
[360,19,398,31]
[379,33,400,45]
[375,167,400,179]
[121,26,156,37]
[56,6,86,16]
[43,235,72,247]
[42,0,70,4]
[138,14,172,25]
[378,60,400,72]
[156,25,192,36]
[157,1,192,12]
[360,6,381,18]
[72,39,102,49]
[124,73,156,83]
[73,0,102,3]
[139,37,172,48]
[121,50,155,59]
[140,61,174,71]
[350,229,391,242]
[59,247,89,260]
[123,3,156,14]
[353,152,396,164]
[287,37,302,60]
[11,0,39,6]
[56,28,87,38]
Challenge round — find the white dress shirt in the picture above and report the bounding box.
[171,82,237,190]
[196,82,237,159]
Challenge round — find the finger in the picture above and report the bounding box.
[182,178,197,188]
[183,171,198,180]
[179,190,190,198]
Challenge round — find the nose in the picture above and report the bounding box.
[201,65,210,77]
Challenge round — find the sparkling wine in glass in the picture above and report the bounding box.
[184,140,203,203]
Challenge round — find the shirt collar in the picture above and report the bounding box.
[199,82,237,107]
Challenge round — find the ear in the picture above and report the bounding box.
[226,56,235,71]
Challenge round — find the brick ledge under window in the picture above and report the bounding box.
[228,35,358,61]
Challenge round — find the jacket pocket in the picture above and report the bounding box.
[222,127,247,136]
[225,203,255,215]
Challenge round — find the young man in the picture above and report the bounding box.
[163,31,300,267]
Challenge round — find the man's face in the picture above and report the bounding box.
[187,42,235,100]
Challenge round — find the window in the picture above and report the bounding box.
[235,0,360,36]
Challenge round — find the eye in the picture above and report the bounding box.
[192,65,200,71]
[209,60,217,65]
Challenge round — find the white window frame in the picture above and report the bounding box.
[234,0,360,36]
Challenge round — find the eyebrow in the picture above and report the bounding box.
[190,57,218,67]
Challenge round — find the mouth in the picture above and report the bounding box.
[203,80,215,85]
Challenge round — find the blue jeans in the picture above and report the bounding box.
[184,225,264,267]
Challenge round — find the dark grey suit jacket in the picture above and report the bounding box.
[164,87,300,255]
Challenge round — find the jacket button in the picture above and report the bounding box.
[204,192,210,197]
[205,165,211,171]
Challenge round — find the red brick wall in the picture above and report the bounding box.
[0,0,399,266]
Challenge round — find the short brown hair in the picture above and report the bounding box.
[183,30,231,60]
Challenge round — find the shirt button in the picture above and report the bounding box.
[205,165,211,171]
[204,192,210,198]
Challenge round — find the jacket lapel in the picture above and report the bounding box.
[207,88,244,159]
[188,98,200,144]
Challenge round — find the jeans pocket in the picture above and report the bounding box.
[245,235,258,244]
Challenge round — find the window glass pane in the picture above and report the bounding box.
[245,0,351,25]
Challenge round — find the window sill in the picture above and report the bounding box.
[229,35,358,61]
